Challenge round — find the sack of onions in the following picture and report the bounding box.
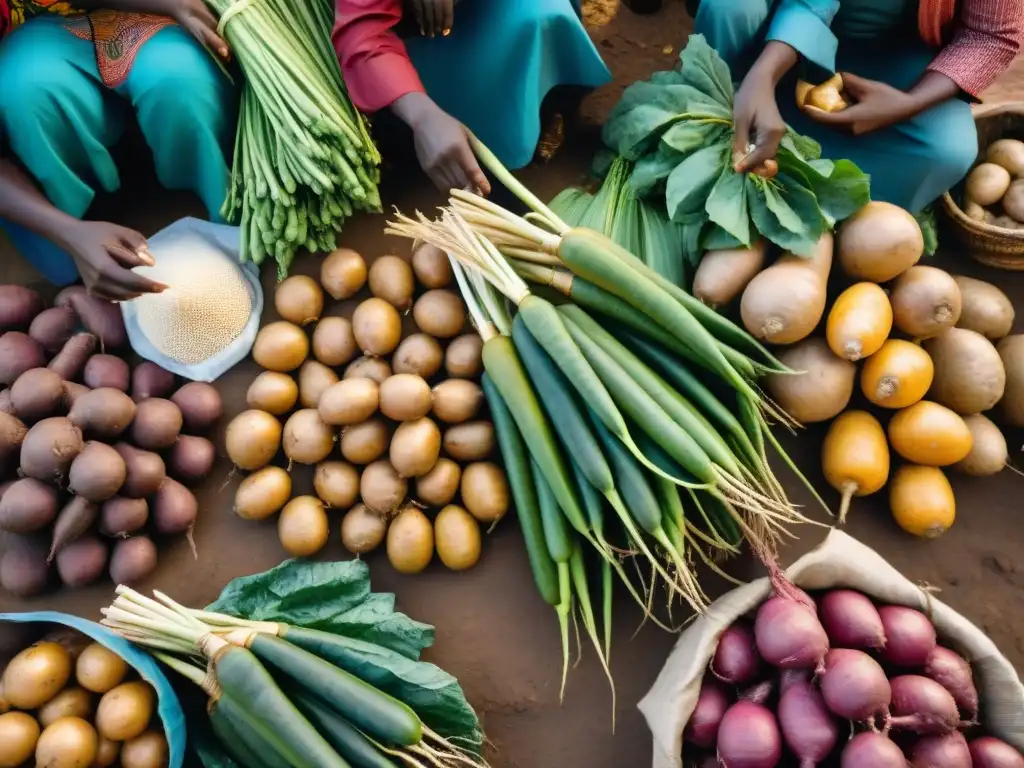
[640,530,1024,768]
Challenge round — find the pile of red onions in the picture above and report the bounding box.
[683,587,1024,767]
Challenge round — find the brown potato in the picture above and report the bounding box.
[443,421,495,462]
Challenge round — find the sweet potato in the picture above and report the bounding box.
[131,362,175,402]
[0,535,50,597]
[55,535,107,588]
[67,388,136,439]
[0,411,28,474]
[49,496,100,561]
[19,417,83,482]
[0,390,13,415]
[28,306,78,353]
[83,354,130,392]
[68,442,127,502]
[0,285,45,330]
[0,332,46,386]
[99,497,149,537]
[129,398,182,450]
[0,478,60,534]
[48,333,97,381]
[167,435,216,485]
[10,368,66,423]
[108,536,157,586]
[170,382,222,433]
[62,382,90,409]
[151,477,197,535]
[113,443,166,499]
[55,286,127,349]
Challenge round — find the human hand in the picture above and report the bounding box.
[410,0,454,36]
[62,221,168,302]
[407,101,491,196]
[732,69,787,173]
[803,73,915,135]
[151,0,229,59]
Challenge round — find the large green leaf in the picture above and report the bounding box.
[678,34,734,108]
[630,145,683,196]
[705,166,752,245]
[666,143,728,222]
[747,177,824,256]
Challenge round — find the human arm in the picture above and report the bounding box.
[74,0,229,58]
[0,159,165,301]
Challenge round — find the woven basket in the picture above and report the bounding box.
[939,101,1024,269]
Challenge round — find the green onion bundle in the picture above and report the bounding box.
[208,0,381,277]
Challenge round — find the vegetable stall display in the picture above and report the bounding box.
[222,248,509,574]
[961,138,1024,230]
[0,286,223,596]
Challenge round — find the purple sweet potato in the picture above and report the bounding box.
[113,443,166,499]
[68,442,127,502]
[108,536,158,586]
[0,285,45,331]
[129,398,182,450]
[67,388,136,439]
[62,382,90,409]
[151,477,197,535]
[55,535,108,588]
[10,368,66,423]
[0,535,50,597]
[83,354,130,392]
[99,496,149,537]
[171,382,222,433]
[49,495,100,561]
[19,417,83,482]
[48,333,97,381]
[168,435,216,485]
[0,331,46,386]
[131,362,176,402]
[0,411,28,474]
[0,390,13,415]
[0,477,60,534]
[28,306,78,353]
[55,286,127,350]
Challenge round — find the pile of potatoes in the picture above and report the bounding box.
[0,627,167,768]
[0,284,223,596]
[961,138,1024,229]
[225,245,510,574]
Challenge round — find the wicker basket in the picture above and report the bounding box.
[939,101,1024,269]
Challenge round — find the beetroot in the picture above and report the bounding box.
[818,648,891,722]
[841,732,908,768]
[754,595,829,671]
[819,589,886,650]
[969,736,1024,768]
[715,700,781,768]
[712,621,761,686]
[910,731,972,768]
[879,605,937,667]
[685,678,731,749]
[889,675,961,735]
[777,670,838,767]
[923,646,978,720]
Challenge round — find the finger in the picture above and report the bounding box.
[191,6,230,57]
[803,105,858,125]
[441,0,454,33]
[461,152,491,197]
[731,115,752,171]
[106,243,152,270]
[837,72,868,95]
[411,0,425,34]
[739,143,777,173]
[424,0,438,36]
[104,255,169,294]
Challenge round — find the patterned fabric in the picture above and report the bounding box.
[2,0,78,37]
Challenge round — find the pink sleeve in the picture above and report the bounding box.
[333,0,426,113]
[926,0,1024,97]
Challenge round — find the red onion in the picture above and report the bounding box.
[715,700,781,768]
[778,670,839,767]
[819,589,886,650]
[818,648,891,722]
[754,595,829,671]
[889,675,960,734]
[879,605,937,667]
[923,646,978,720]
[969,736,1024,768]
[712,621,761,686]
[909,731,971,767]
[685,678,731,749]
[840,732,908,768]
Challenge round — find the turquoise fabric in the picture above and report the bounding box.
[694,0,977,213]
[0,16,235,284]
[404,0,611,170]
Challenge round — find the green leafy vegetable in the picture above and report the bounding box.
[915,205,939,257]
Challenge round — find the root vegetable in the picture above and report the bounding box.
[841,732,907,768]
[55,535,107,587]
[386,506,434,574]
[360,460,407,513]
[95,681,152,741]
[684,679,730,749]
[120,731,168,768]
[861,339,934,409]
[20,417,83,482]
[168,435,216,484]
[0,332,46,386]
[411,242,451,288]
[910,731,972,768]
[0,711,40,766]
[252,321,309,372]
[924,646,978,718]
[888,400,973,466]
[754,595,829,670]
[431,379,483,424]
[392,334,443,378]
[48,333,96,382]
[38,687,93,727]
[318,378,379,425]
[765,339,857,423]
[390,417,441,478]
[277,496,329,556]
[414,458,461,507]
[889,674,960,734]
[460,461,508,523]
[151,478,197,535]
[818,648,891,720]
[344,355,391,384]
[379,374,432,421]
[890,265,962,339]
[313,461,359,508]
[954,276,1014,339]
[0,412,27,474]
[966,162,1012,206]
[283,409,334,465]
[693,241,767,308]
[113,444,165,499]
[368,255,415,311]
[879,605,937,667]
[443,421,495,461]
[10,368,65,423]
[170,381,222,432]
[99,497,148,537]
[274,275,323,326]
[997,334,1024,426]
[0,537,50,597]
[340,418,389,464]
[0,478,60,533]
[801,73,848,111]
[715,701,781,768]
[710,621,760,686]
[68,388,136,439]
[953,413,1008,475]
[297,360,339,408]
[225,410,282,470]
[29,306,78,353]
[819,589,885,650]
[83,355,129,392]
[925,327,1005,414]
[245,372,298,415]
[890,464,956,538]
[55,287,126,349]
[129,398,182,450]
[311,316,357,367]
[108,536,158,586]
[320,247,366,300]
[234,466,291,520]
[412,289,466,338]
[130,362,175,402]
[2,641,71,708]
[0,285,44,330]
[741,234,832,344]
[444,334,483,378]
[68,442,126,502]
[777,670,838,767]
[838,201,923,281]
[49,496,99,560]
[434,504,481,571]
[969,737,1024,767]
[821,411,890,522]
[826,282,893,361]
[62,382,89,408]
[986,138,1024,175]
[352,297,402,356]
[340,503,387,554]
[35,716,98,768]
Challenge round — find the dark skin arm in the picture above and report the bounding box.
[732,41,799,172]
[75,0,229,58]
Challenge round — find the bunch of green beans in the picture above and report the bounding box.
[207,0,381,277]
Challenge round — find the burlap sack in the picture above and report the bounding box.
[639,529,1024,768]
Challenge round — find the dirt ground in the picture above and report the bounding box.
[3,2,1024,766]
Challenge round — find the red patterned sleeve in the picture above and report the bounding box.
[333,0,425,113]
[927,0,1024,97]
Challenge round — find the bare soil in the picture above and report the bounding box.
[3,3,1024,765]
